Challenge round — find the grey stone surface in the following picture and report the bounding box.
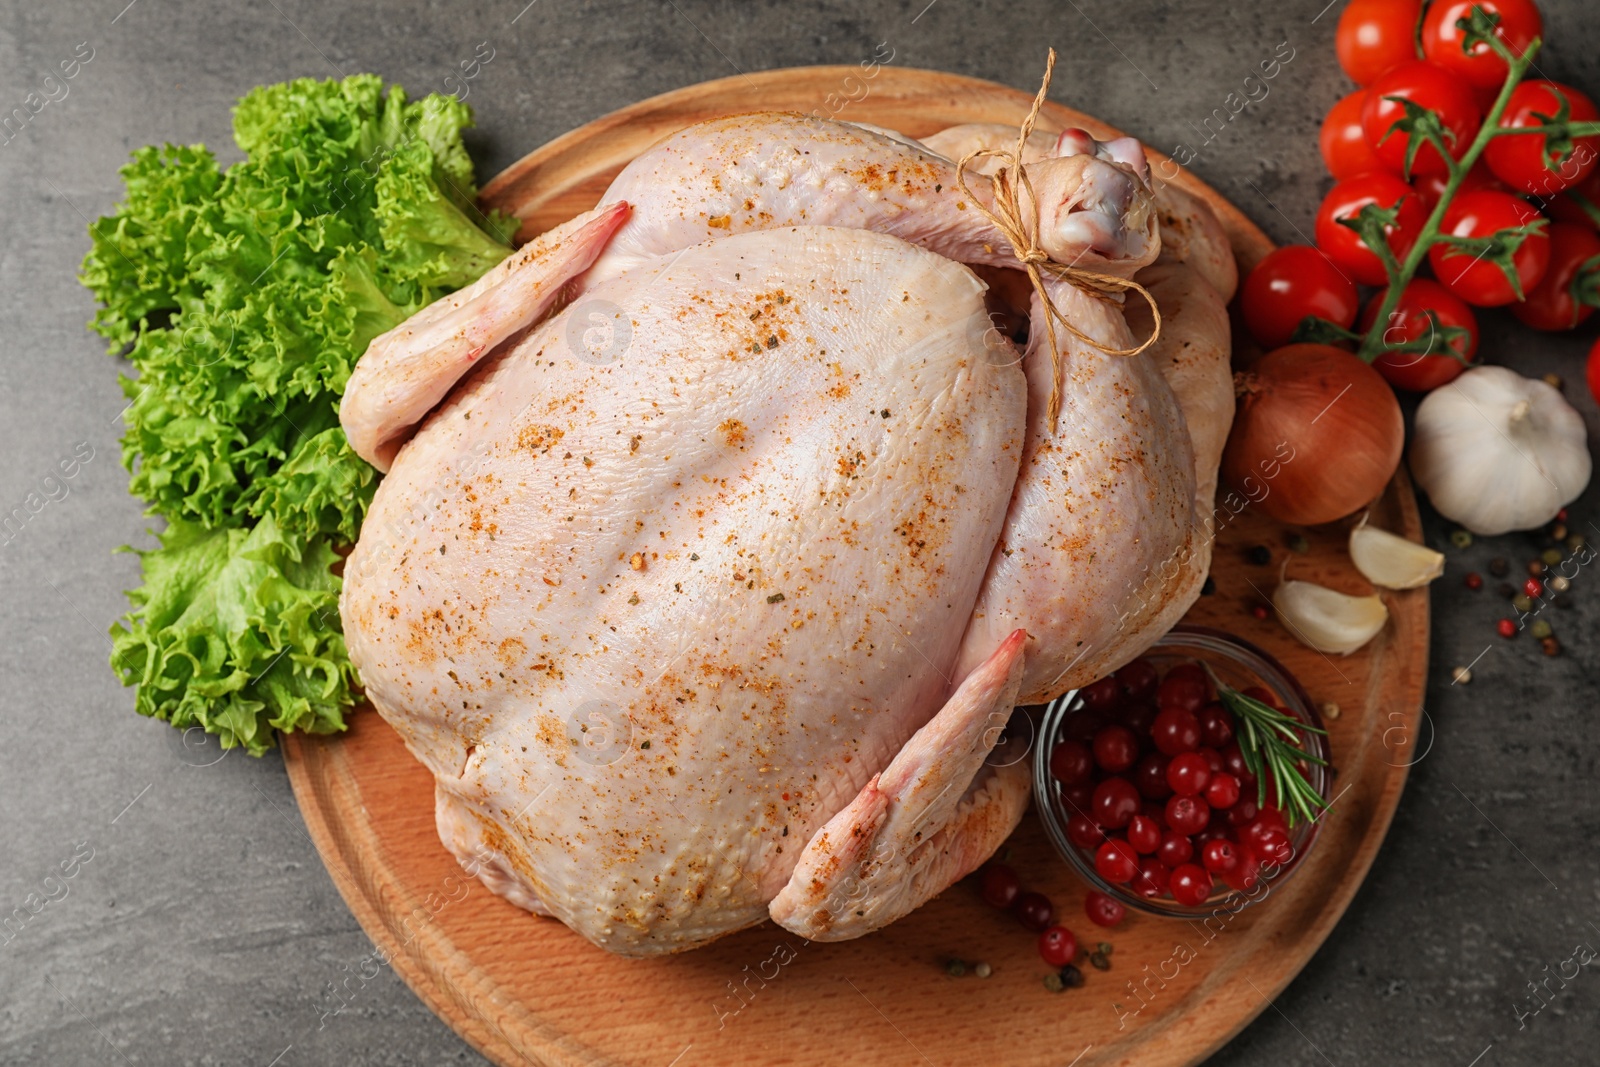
[1,1,1597,1064]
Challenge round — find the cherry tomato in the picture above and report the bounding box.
[1205,771,1243,810]
[1240,245,1361,350]
[1092,724,1140,773]
[1413,160,1503,211]
[1315,173,1429,285]
[1548,171,1600,229]
[1587,337,1600,406]
[1166,752,1213,797]
[1429,190,1551,306]
[1361,62,1482,178]
[1091,776,1140,830]
[1038,925,1079,967]
[1421,0,1543,91]
[1096,838,1140,883]
[1513,222,1600,330]
[1084,890,1126,928]
[1157,830,1194,868]
[1336,0,1423,86]
[1169,863,1214,906]
[1485,81,1600,196]
[1321,90,1385,179]
[1165,794,1211,836]
[1360,278,1480,391]
[1150,707,1201,756]
[978,863,1021,908]
[1013,891,1055,932]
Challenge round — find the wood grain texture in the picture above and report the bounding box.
[285,65,1429,1067]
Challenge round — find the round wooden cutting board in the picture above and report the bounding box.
[284,65,1429,1067]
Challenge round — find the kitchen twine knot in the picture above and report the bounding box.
[954,48,1163,424]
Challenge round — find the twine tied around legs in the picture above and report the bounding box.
[954,48,1163,424]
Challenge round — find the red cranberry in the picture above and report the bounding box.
[1164,663,1209,687]
[1151,707,1202,756]
[1066,812,1103,850]
[1221,843,1263,892]
[1169,863,1214,906]
[978,863,1021,908]
[1120,700,1158,736]
[1095,839,1140,883]
[1049,740,1095,786]
[1133,857,1170,898]
[1254,828,1294,866]
[1157,674,1208,714]
[1038,924,1079,967]
[1199,702,1235,748]
[1115,658,1159,701]
[1091,776,1140,830]
[1201,838,1240,874]
[1127,813,1162,854]
[1165,794,1211,836]
[1242,686,1277,706]
[1092,724,1140,774]
[1063,711,1104,743]
[1166,752,1212,796]
[1084,890,1127,927]
[1079,675,1121,713]
[1227,796,1260,827]
[1157,830,1194,868]
[1221,741,1251,779]
[1013,891,1055,931]
[1062,782,1094,813]
[1205,771,1242,810]
[1198,746,1225,774]
[1134,752,1173,800]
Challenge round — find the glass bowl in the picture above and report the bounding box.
[1032,625,1333,919]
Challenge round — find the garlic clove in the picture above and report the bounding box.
[1349,522,1445,589]
[1273,579,1389,655]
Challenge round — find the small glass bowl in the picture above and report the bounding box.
[1033,625,1332,919]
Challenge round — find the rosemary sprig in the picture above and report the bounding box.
[1213,682,1329,829]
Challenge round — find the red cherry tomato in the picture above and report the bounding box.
[1359,278,1480,391]
[1413,161,1503,211]
[1315,173,1430,285]
[1038,925,1079,967]
[1588,338,1600,406]
[1240,245,1362,350]
[1421,0,1543,91]
[1361,62,1482,178]
[1084,890,1126,928]
[1321,90,1385,179]
[1429,190,1551,306]
[1336,0,1423,87]
[1513,222,1600,331]
[1548,171,1600,229]
[1169,863,1214,906]
[1485,81,1600,196]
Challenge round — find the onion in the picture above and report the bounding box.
[1221,344,1404,526]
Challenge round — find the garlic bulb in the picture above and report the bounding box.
[1349,519,1444,589]
[1409,367,1591,536]
[1273,579,1389,654]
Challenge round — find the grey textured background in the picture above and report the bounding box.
[3,1,1598,1064]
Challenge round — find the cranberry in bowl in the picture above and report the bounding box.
[1033,626,1334,919]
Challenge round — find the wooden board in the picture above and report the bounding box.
[285,66,1429,1067]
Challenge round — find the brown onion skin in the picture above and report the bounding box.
[1221,344,1404,526]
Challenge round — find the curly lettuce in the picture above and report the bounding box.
[83,75,515,750]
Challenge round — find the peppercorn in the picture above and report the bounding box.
[1567,534,1586,553]
[1550,575,1571,593]
[1512,594,1534,613]
[1488,557,1510,578]
[1287,534,1310,554]
[1251,603,1271,621]
[1450,530,1473,549]
[1201,576,1216,596]
[1541,548,1564,567]
[1097,942,1114,956]
[1541,636,1562,657]
[1524,578,1544,598]
[974,962,993,979]
[1464,572,1483,590]
[946,959,968,977]
[1089,951,1111,971]
[1323,701,1341,720]
[1248,545,1272,566]
[1529,559,1548,577]
[1043,972,1064,992]
[1543,372,1564,391]
[1496,582,1516,599]
[1060,965,1085,989]
[1551,523,1568,542]
[1557,508,1570,522]
[1497,619,1517,639]
[1451,666,1472,685]
[1530,619,1553,640]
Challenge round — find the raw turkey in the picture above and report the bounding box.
[338,112,1234,955]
